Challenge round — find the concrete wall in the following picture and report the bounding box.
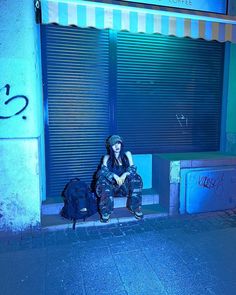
[226,43,236,154]
[0,0,44,231]
[228,0,236,15]
[227,0,236,154]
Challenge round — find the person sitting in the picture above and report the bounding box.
[95,135,143,223]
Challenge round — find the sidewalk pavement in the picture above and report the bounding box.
[1,208,236,295]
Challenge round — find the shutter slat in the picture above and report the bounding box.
[41,25,109,199]
[116,32,224,153]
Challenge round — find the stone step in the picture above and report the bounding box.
[42,194,159,215]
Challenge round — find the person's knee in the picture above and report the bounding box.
[96,179,115,198]
[96,176,110,190]
[136,174,143,185]
[130,174,143,189]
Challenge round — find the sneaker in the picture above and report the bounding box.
[134,209,144,220]
[100,213,110,223]
[128,207,144,220]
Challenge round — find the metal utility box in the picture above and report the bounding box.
[180,167,236,214]
[153,152,236,215]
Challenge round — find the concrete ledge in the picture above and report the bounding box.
[42,193,159,215]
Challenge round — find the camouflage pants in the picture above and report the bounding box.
[95,174,143,215]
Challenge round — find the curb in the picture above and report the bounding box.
[42,212,169,232]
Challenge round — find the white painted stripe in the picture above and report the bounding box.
[86,5,96,27]
[121,10,130,31]
[169,16,176,35]
[42,0,236,43]
[68,3,77,25]
[153,14,162,34]
[104,8,113,28]
[43,0,236,25]
[138,12,146,32]
[48,1,59,23]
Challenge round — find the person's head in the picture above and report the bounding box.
[106,135,125,161]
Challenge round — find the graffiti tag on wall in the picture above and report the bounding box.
[176,113,189,134]
[198,173,224,195]
[176,114,188,128]
[0,84,29,120]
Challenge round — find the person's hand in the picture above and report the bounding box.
[113,174,123,186]
[120,172,130,185]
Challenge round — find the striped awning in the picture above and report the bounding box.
[40,0,236,43]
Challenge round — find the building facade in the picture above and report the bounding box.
[1,0,236,231]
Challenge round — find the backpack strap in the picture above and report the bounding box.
[72,218,76,230]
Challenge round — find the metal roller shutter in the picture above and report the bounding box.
[41,25,110,199]
[41,26,225,200]
[116,32,225,153]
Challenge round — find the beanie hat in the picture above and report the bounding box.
[108,135,123,147]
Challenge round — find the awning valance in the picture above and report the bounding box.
[40,0,236,43]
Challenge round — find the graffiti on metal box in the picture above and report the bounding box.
[198,173,224,194]
[0,84,29,120]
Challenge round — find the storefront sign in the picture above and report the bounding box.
[122,0,227,14]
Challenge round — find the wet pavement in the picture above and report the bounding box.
[1,209,236,295]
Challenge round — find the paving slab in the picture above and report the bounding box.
[1,209,236,295]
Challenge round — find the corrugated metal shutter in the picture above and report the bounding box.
[41,25,110,199]
[116,32,225,153]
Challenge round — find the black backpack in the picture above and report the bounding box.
[60,178,98,229]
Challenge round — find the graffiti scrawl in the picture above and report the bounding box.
[176,114,188,128]
[0,84,29,120]
[198,173,224,195]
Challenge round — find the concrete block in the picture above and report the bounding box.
[133,154,152,189]
[0,138,41,231]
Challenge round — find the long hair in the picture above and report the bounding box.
[108,143,127,167]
